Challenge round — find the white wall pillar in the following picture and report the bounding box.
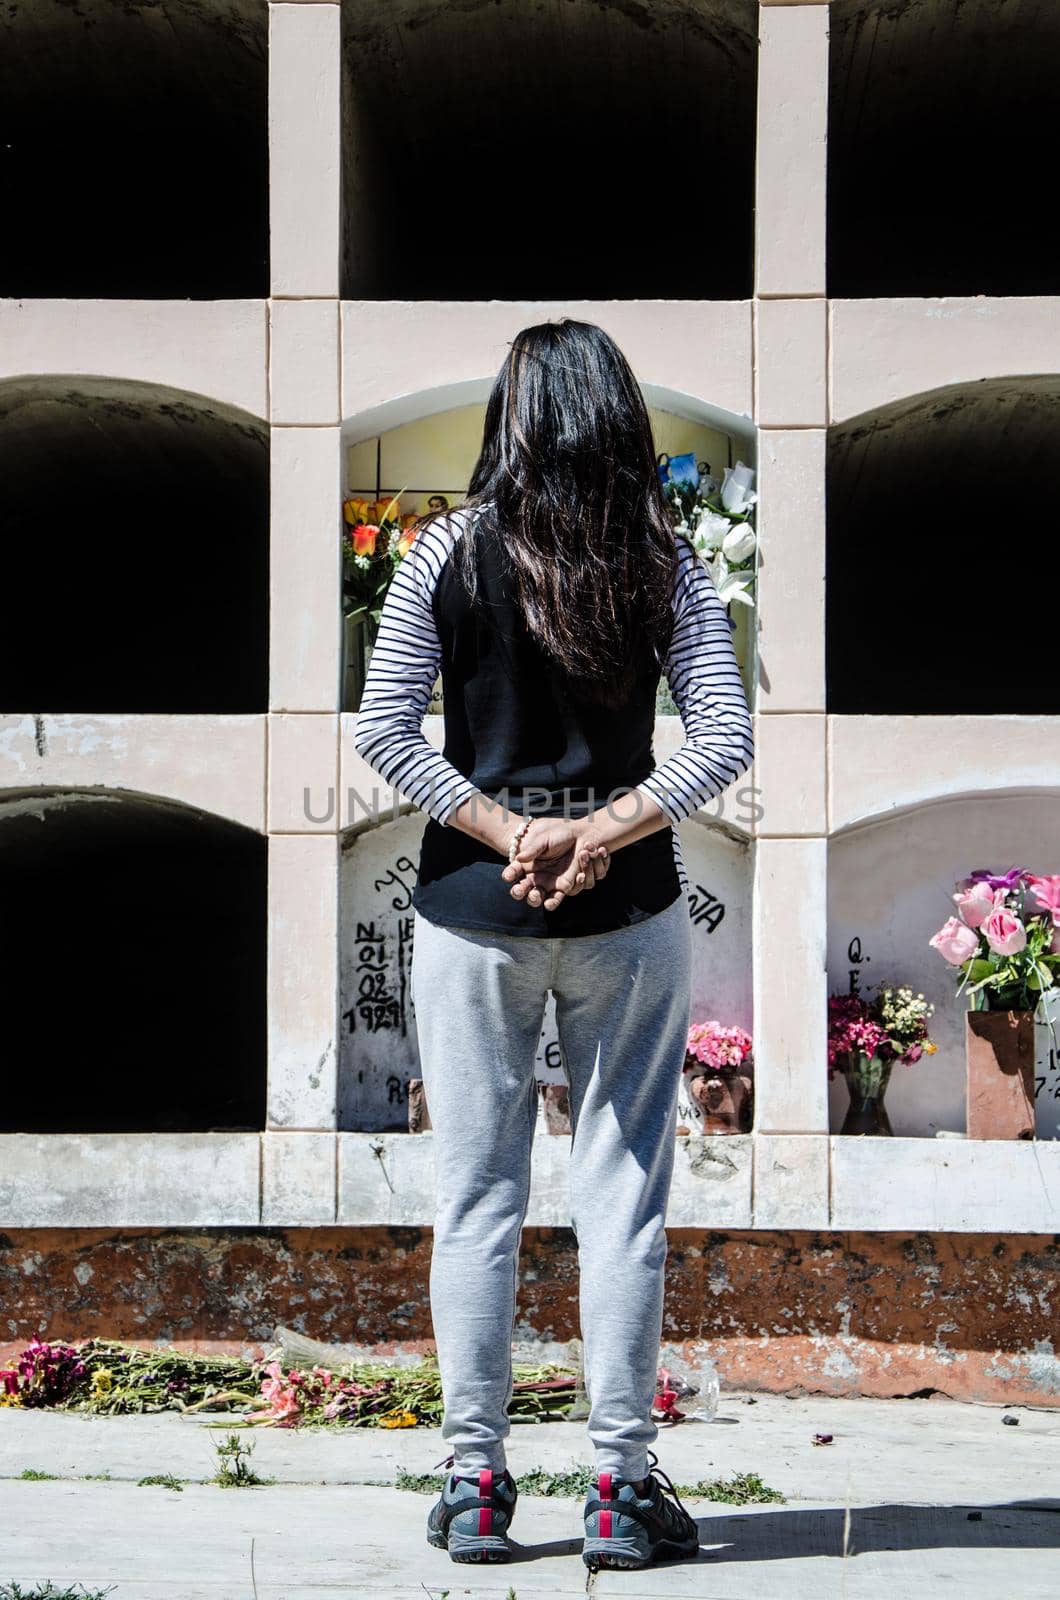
[270,426,344,712]
[269,2,342,299]
[755,2,829,298]
[267,833,341,1129]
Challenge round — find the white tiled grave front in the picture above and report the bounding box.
[338,810,753,1131]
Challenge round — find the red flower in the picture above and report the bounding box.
[351,523,379,557]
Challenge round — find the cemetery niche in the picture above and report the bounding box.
[0,0,269,299]
[340,0,757,301]
[0,789,267,1134]
[828,791,1060,1140]
[828,0,1060,297]
[0,377,269,715]
[338,812,753,1133]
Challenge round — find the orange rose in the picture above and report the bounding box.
[395,529,417,557]
[351,523,379,556]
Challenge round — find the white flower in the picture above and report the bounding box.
[693,508,731,553]
[721,521,756,564]
[720,461,757,516]
[709,550,756,609]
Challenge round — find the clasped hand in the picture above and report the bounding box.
[500,817,610,911]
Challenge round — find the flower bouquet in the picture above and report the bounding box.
[679,1019,754,1135]
[656,453,758,615]
[828,986,937,1136]
[341,489,422,709]
[341,489,421,623]
[930,867,1060,1138]
[656,453,757,715]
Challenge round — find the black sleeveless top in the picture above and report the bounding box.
[353,504,755,937]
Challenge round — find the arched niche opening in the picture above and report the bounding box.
[828,791,1060,1140]
[828,0,1060,296]
[340,0,757,299]
[0,0,268,298]
[827,377,1060,715]
[0,377,269,714]
[342,382,757,713]
[0,789,267,1133]
[338,811,753,1131]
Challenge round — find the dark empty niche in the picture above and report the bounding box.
[0,790,267,1133]
[0,377,269,714]
[340,0,757,300]
[827,376,1060,716]
[828,0,1060,297]
[0,0,268,298]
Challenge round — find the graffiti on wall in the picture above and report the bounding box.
[340,814,753,1131]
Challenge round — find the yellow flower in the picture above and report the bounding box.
[0,1392,23,1407]
[923,1040,938,1055]
[342,496,373,527]
[378,1408,418,1429]
[91,1368,115,1395]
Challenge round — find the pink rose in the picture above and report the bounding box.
[983,909,1026,956]
[1024,874,1060,920]
[929,917,980,966]
[953,881,999,929]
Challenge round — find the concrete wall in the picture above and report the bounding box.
[1,2,1059,1394]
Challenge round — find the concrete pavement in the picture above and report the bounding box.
[1,1393,1057,1597]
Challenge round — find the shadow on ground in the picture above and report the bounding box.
[502,1500,1060,1566]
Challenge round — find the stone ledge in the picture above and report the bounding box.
[336,1131,754,1228]
[830,1136,1060,1231]
[2,1131,1055,1231]
[0,1134,261,1228]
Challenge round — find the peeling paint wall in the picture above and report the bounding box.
[2,1227,1057,1408]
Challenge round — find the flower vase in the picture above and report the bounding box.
[343,608,379,712]
[840,1052,893,1136]
[680,1065,753,1135]
[965,1007,1035,1140]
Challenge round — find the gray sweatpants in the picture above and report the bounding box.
[410,893,693,1482]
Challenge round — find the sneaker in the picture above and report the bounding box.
[582,1448,700,1571]
[425,1457,518,1563]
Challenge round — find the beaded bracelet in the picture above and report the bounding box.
[507,814,535,863]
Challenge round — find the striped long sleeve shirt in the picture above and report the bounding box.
[352,504,754,936]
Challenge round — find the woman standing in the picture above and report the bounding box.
[352,319,754,1571]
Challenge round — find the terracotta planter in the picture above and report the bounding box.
[966,1008,1036,1140]
[407,1077,432,1133]
[681,1066,753,1135]
[539,1081,572,1135]
[840,1052,893,1136]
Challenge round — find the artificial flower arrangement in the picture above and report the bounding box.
[929,867,1060,1025]
[656,452,758,614]
[679,1018,754,1134]
[686,1018,754,1072]
[827,986,937,1136]
[341,488,422,624]
[929,867,1060,1138]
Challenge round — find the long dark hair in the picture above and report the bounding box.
[419,319,680,709]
